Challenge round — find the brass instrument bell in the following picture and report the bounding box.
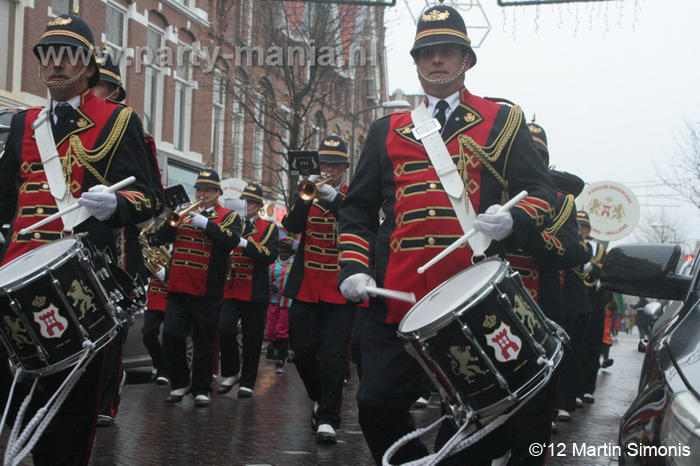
[297,174,333,201]
[166,199,205,227]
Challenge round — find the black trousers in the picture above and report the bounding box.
[218,298,267,389]
[0,346,104,466]
[557,313,590,412]
[579,310,605,396]
[142,309,166,372]
[289,300,355,428]
[98,329,126,418]
[355,313,429,465]
[162,292,222,397]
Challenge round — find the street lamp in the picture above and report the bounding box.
[348,100,412,179]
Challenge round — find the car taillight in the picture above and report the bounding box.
[659,391,700,465]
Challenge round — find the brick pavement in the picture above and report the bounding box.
[1,331,644,465]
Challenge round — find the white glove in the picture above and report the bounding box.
[340,273,376,302]
[316,184,338,202]
[238,238,248,248]
[155,267,166,282]
[473,204,514,241]
[189,211,208,229]
[583,262,593,273]
[77,185,117,221]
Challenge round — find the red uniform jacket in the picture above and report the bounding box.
[224,216,279,302]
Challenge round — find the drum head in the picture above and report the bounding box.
[400,259,504,334]
[0,237,78,287]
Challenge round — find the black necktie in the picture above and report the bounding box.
[54,103,72,125]
[434,100,449,131]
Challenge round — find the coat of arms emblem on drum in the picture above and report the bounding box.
[447,345,487,383]
[485,322,522,363]
[2,316,32,348]
[33,304,69,339]
[67,279,96,318]
[513,295,540,334]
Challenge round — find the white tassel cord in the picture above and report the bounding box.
[383,354,558,466]
[3,340,96,466]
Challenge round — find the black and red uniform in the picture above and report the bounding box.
[157,203,242,397]
[219,214,278,391]
[283,178,358,430]
[0,91,161,464]
[338,86,557,464]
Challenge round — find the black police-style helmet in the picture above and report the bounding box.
[33,15,100,88]
[194,169,222,193]
[410,4,477,67]
[577,211,591,228]
[318,135,348,164]
[527,122,549,166]
[239,183,264,204]
[97,52,126,102]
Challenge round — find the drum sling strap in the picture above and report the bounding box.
[31,107,90,232]
[410,103,489,256]
[0,344,97,466]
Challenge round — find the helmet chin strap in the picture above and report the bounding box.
[39,63,89,87]
[416,53,469,86]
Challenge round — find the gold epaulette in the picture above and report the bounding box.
[545,194,575,236]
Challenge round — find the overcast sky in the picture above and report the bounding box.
[382,0,700,249]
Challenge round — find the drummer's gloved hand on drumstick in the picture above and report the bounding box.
[340,273,376,302]
[473,204,514,241]
[156,266,167,282]
[77,185,118,221]
[189,211,208,229]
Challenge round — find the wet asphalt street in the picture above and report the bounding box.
[3,331,644,465]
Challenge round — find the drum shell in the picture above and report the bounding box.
[399,259,561,418]
[0,238,121,377]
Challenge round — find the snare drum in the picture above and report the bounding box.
[0,236,138,377]
[399,258,564,424]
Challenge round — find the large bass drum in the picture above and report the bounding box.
[398,258,564,425]
[0,236,144,377]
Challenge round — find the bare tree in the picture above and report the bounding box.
[205,1,385,207]
[632,209,688,250]
[658,119,700,210]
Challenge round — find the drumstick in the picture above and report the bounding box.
[366,286,416,304]
[417,190,528,274]
[19,176,136,234]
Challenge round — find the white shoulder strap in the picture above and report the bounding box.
[411,102,489,255]
[31,107,90,230]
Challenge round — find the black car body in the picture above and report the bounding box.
[602,244,700,465]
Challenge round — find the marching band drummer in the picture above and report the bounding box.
[337,4,557,465]
[157,169,242,408]
[0,14,162,465]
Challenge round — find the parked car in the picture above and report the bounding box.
[601,243,700,465]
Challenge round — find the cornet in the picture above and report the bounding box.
[297,173,334,201]
[166,199,205,227]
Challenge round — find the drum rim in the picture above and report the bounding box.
[0,236,84,293]
[399,257,508,337]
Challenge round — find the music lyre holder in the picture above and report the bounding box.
[163,184,190,210]
[287,150,321,179]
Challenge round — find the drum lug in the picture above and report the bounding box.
[496,292,512,310]
[460,324,510,392]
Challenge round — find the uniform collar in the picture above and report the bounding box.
[426,91,460,122]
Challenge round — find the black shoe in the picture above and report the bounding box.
[155,370,169,386]
[97,415,115,427]
[317,424,337,444]
[216,375,241,395]
[601,358,614,368]
[237,387,253,398]
[166,386,190,404]
[194,394,210,407]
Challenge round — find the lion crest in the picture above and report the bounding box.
[2,315,32,348]
[447,345,487,383]
[66,280,96,319]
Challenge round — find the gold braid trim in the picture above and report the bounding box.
[546,194,574,236]
[67,107,133,184]
[457,105,524,191]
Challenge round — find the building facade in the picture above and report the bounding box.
[0,0,390,211]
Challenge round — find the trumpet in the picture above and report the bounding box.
[297,174,334,201]
[166,199,204,227]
